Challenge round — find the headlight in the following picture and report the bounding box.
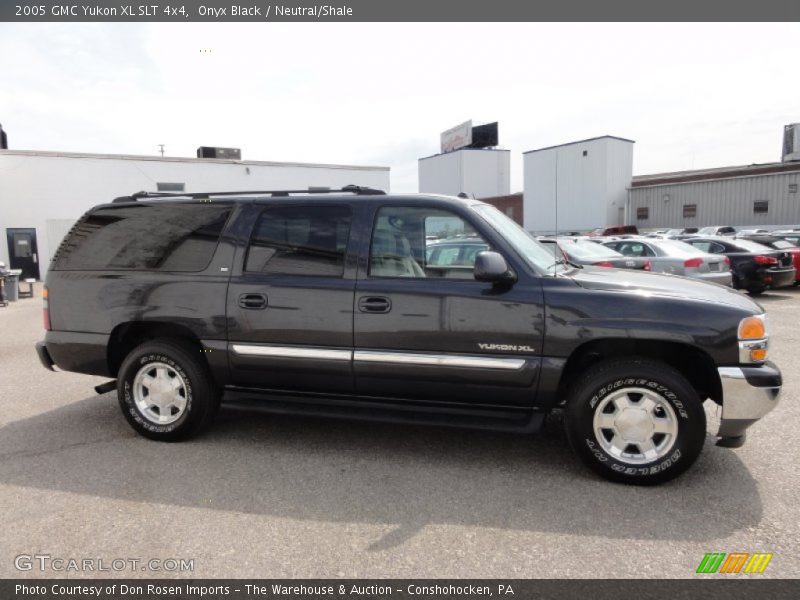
[738,314,768,363]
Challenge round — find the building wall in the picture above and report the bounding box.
[418,149,510,198]
[480,193,523,225]
[0,150,390,275]
[523,137,633,233]
[629,171,800,229]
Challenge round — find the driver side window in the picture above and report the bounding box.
[369,206,488,279]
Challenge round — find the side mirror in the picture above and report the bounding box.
[474,251,516,285]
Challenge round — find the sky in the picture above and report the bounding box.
[1,22,798,192]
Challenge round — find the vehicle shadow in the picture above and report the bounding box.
[0,394,762,547]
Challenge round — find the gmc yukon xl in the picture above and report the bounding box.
[36,187,782,484]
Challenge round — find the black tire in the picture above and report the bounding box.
[117,340,220,441]
[747,287,766,296]
[564,358,706,485]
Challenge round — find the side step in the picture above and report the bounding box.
[94,380,117,395]
[222,388,544,434]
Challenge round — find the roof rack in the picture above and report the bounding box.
[111,184,386,203]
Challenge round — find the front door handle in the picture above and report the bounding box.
[238,293,268,309]
[358,296,392,313]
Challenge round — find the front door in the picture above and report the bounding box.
[227,203,356,393]
[6,228,40,280]
[353,204,545,406]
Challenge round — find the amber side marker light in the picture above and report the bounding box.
[738,315,768,363]
[738,315,766,340]
[43,286,51,331]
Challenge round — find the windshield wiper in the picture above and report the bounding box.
[547,258,582,271]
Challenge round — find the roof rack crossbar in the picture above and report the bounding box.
[111,185,385,203]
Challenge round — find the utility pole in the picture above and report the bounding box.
[158,144,165,157]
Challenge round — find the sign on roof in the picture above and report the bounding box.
[441,120,473,153]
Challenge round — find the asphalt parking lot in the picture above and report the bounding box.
[1,284,798,579]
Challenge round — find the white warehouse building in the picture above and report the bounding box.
[418,148,510,199]
[522,136,634,234]
[0,149,390,279]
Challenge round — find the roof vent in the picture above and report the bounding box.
[197,146,241,160]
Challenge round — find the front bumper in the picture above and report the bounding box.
[716,362,781,446]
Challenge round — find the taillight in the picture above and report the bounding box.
[684,257,704,268]
[754,255,778,265]
[643,260,652,271]
[43,286,51,331]
[724,256,731,266]
[593,261,614,268]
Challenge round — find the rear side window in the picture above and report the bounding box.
[245,205,351,277]
[53,204,231,271]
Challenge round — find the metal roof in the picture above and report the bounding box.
[0,148,389,172]
[523,135,635,155]
[632,161,800,188]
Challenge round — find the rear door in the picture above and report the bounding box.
[6,228,40,280]
[353,203,545,406]
[227,202,356,393]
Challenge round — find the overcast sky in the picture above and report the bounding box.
[1,23,798,192]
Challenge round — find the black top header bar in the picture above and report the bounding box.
[3,0,800,22]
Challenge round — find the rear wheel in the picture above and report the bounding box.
[564,358,706,485]
[117,340,220,441]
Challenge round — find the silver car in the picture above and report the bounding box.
[602,238,732,286]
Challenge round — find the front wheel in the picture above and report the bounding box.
[117,340,220,441]
[564,358,706,485]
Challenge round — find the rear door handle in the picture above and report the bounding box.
[358,296,391,313]
[238,293,268,309]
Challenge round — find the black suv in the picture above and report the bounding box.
[36,187,782,485]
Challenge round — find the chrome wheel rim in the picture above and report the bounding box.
[132,362,188,425]
[592,387,678,465]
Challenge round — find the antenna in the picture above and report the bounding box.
[555,151,559,237]
[551,151,559,275]
[158,144,165,157]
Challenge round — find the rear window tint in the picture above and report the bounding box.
[53,203,231,271]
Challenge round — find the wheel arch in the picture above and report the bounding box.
[107,321,205,377]
[556,338,722,406]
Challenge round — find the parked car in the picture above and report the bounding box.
[684,237,795,294]
[736,235,800,285]
[587,225,639,237]
[772,230,800,247]
[601,238,732,286]
[737,229,769,235]
[698,225,736,236]
[36,187,782,485]
[425,238,489,278]
[539,238,651,270]
[647,228,698,239]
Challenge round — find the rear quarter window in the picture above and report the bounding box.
[52,203,232,271]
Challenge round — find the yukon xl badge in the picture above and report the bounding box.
[478,343,535,352]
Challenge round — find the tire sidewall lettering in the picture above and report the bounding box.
[122,352,193,433]
[584,375,689,477]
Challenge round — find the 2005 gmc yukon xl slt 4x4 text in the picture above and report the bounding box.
[35,187,782,485]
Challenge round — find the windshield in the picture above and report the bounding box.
[652,239,706,256]
[731,239,776,253]
[558,240,623,259]
[768,239,794,249]
[472,204,566,273]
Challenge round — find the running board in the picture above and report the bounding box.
[222,388,544,433]
[94,380,117,395]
